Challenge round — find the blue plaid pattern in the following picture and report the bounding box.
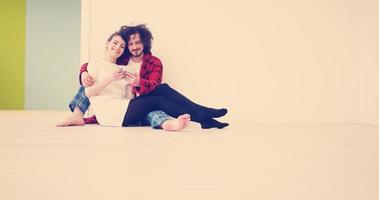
[147,110,172,129]
[69,86,90,114]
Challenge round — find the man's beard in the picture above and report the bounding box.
[131,50,142,57]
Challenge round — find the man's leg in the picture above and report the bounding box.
[147,110,190,131]
[57,86,90,127]
[147,83,228,121]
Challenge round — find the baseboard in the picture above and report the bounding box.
[358,115,379,126]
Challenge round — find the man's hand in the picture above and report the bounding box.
[125,72,140,86]
[81,72,96,87]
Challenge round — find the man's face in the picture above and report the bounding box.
[127,33,144,58]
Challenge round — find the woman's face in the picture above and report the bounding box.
[106,35,126,59]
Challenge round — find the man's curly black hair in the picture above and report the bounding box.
[119,24,154,57]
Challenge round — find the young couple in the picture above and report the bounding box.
[57,24,228,131]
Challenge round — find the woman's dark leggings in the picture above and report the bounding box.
[122,83,219,126]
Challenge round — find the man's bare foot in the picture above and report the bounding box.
[56,116,85,127]
[161,114,191,131]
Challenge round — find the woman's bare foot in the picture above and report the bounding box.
[56,116,85,127]
[161,114,191,131]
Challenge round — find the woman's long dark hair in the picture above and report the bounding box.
[106,31,129,64]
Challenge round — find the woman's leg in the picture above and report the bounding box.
[68,86,90,114]
[57,107,85,127]
[147,110,190,131]
[57,86,89,127]
[161,114,191,131]
[147,83,227,121]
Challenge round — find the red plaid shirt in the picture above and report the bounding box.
[79,53,163,124]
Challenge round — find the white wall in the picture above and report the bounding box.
[81,0,379,124]
[355,0,379,125]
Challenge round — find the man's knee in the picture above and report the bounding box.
[157,83,169,90]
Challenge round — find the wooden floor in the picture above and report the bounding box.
[1,111,379,200]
